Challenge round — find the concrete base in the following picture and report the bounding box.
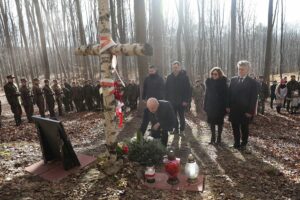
[25,154,96,182]
[143,172,205,192]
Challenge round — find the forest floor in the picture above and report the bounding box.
[0,96,300,200]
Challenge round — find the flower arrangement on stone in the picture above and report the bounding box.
[128,131,166,166]
[116,142,129,157]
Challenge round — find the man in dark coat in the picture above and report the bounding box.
[286,75,300,113]
[19,78,34,123]
[139,65,165,135]
[227,61,258,150]
[270,80,277,109]
[165,61,191,135]
[43,79,56,119]
[257,76,270,115]
[147,98,176,146]
[83,80,95,111]
[32,78,45,117]
[4,75,22,126]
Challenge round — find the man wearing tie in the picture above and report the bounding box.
[227,61,258,150]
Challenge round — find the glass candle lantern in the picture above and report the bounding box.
[145,166,155,183]
[184,154,199,183]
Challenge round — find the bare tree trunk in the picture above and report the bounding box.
[33,0,50,79]
[15,0,34,81]
[116,0,128,80]
[75,0,91,80]
[176,0,183,62]
[279,0,285,78]
[24,0,39,77]
[0,0,19,86]
[151,0,163,74]
[134,0,148,95]
[264,0,276,84]
[230,0,237,77]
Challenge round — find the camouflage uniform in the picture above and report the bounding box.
[62,86,72,112]
[126,81,139,110]
[52,82,63,116]
[19,80,34,122]
[32,82,45,117]
[257,81,269,115]
[4,78,22,126]
[83,81,95,111]
[43,83,56,118]
[64,81,74,111]
[192,82,205,114]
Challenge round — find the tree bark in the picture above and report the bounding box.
[134,0,148,94]
[33,0,50,79]
[15,0,34,81]
[75,0,91,80]
[230,0,237,77]
[151,0,163,74]
[0,0,19,86]
[176,0,183,62]
[264,0,274,84]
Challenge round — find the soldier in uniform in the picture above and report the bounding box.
[257,76,269,115]
[94,80,103,111]
[32,78,45,117]
[20,78,34,123]
[62,85,72,112]
[127,80,139,110]
[192,80,205,114]
[43,79,56,119]
[83,80,95,111]
[52,79,63,116]
[63,79,74,111]
[78,81,86,111]
[4,75,22,126]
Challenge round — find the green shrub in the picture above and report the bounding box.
[128,138,166,166]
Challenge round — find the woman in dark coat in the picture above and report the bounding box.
[204,67,228,144]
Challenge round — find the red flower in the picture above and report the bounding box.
[122,145,129,154]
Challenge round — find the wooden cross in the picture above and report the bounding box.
[75,0,152,162]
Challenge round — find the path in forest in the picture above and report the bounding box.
[0,100,299,199]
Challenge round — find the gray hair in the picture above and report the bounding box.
[237,60,251,69]
[172,61,181,66]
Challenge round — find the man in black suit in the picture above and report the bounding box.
[139,65,165,135]
[147,98,176,146]
[227,61,258,150]
[165,61,191,135]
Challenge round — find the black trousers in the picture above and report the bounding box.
[10,103,22,125]
[23,104,33,122]
[151,129,168,146]
[172,104,185,132]
[231,119,250,147]
[270,96,276,109]
[140,108,150,134]
[46,101,56,118]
